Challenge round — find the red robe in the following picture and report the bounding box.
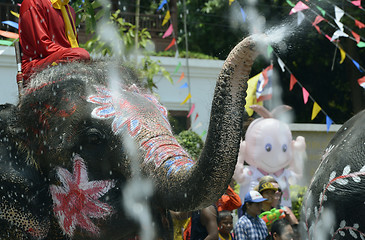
[19,0,90,86]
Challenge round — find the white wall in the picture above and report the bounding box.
[0,45,19,104]
[150,56,224,137]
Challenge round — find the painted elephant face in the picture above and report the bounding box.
[17,62,192,238]
[301,110,365,240]
[244,118,293,173]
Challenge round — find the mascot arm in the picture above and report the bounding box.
[233,141,251,185]
[289,136,307,178]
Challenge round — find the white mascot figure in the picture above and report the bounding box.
[233,105,306,208]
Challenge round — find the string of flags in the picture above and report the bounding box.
[229,0,336,131]
[157,0,203,135]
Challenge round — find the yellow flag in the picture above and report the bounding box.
[162,11,170,26]
[311,102,321,120]
[180,93,191,105]
[339,47,346,64]
[229,0,235,5]
[10,11,19,18]
[245,73,263,116]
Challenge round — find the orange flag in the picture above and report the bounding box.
[164,38,176,51]
[289,74,297,91]
[355,19,365,29]
[311,102,321,120]
[351,31,360,43]
[177,72,185,83]
[0,30,19,39]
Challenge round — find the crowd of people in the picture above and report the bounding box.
[172,177,299,240]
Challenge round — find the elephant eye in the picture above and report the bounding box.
[265,143,272,152]
[282,144,287,152]
[86,128,105,145]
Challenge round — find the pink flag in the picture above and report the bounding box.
[164,38,176,51]
[358,76,365,89]
[302,87,309,104]
[312,15,325,25]
[162,24,173,39]
[355,19,365,29]
[187,103,195,118]
[352,31,360,43]
[289,1,309,15]
[351,0,363,8]
[325,34,332,41]
[289,74,297,91]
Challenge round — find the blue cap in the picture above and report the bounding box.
[244,190,267,203]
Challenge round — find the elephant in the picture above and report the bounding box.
[0,35,261,239]
[300,110,365,239]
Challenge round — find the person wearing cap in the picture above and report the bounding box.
[257,178,298,227]
[233,191,268,240]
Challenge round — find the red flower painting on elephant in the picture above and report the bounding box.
[50,155,115,236]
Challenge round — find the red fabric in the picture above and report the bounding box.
[216,186,242,212]
[19,0,90,85]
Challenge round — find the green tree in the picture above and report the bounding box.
[71,0,172,91]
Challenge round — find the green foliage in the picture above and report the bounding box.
[70,2,171,92]
[176,130,204,161]
[151,50,218,60]
[290,185,307,221]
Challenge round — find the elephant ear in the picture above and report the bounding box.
[233,140,248,184]
[0,105,52,238]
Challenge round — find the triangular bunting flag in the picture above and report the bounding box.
[335,19,344,31]
[312,15,325,25]
[316,6,326,16]
[0,40,13,46]
[289,1,309,15]
[357,76,365,89]
[0,30,19,39]
[289,74,297,91]
[229,0,235,5]
[162,10,170,26]
[331,30,348,41]
[357,42,365,48]
[311,102,321,120]
[10,11,19,18]
[325,34,332,41]
[240,8,246,22]
[157,0,168,11]
[339,47,346,63]
[194,113,199,122]
[351,31,360,43]
[352,59,364,72]
[164,37,176,51]
[2,21,18,29]
[267,45,273,58]
[297,11,305,25]
[187,103,195,118]
[286,0,296,7]
[200,130,207,138]
[334,6,344,21]
[355,19,365,29]
[277,57,285,72]
[174,62,181,74]
[193,122,202,130]
[177,72,185,83]
[180,93,191,105]
[351,0,363,9]
[302,87,309,104]
[162,24,173,39]
[326,116,333,132]
[180,82,188,89]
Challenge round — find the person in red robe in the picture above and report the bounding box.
[19,0,90,87]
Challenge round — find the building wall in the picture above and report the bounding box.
[0,48,343,183]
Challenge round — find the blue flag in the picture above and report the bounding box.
[157,0,168,10]
[180,83,188,89]
[326,116,333,132]
[240,8,246,22]
[2,21,18,29]
[352,59,364,73]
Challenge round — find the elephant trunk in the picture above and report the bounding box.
[152,36,260,211]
